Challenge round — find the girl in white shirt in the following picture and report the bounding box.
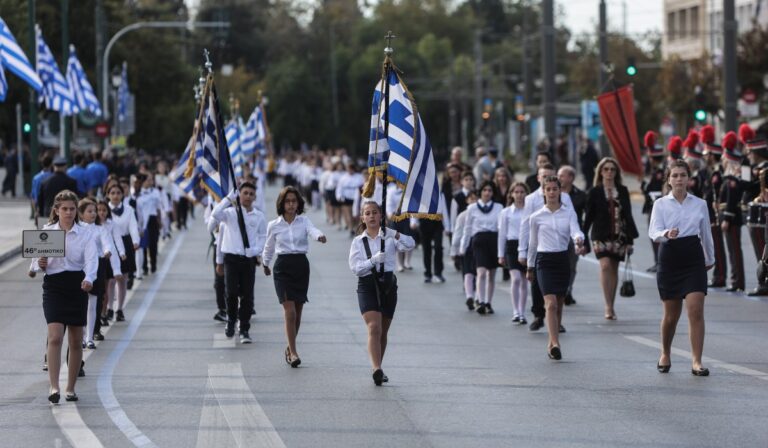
[348,200,415,386]
[451,190,478,310]
[28,190,96,403]
[262,187,327,368]
[93,200,124,339]
[527,176,585,360]
[649,160,715,376]
[497,182,529,324]
[336,164,365,236]
[386,183,416,272]
[105,182,139,322]
[460,181,503,314]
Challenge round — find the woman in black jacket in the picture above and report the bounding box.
[583,157,639,320]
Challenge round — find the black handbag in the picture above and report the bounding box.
[620,252,636,297]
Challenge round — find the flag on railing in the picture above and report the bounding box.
[185,76,231,202]
[0,17,43,101]
[66,45,101,116]
[225,120,244,178]
[117,62,129,122]
[36,26,76,115]
[367,64,441,221]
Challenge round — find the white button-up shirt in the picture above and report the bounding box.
[84,222,122,275]
[518,188,575,260]
[262,215,325,267]
[336,172,364,201]
[527,203,584,267]
[497,205,524,257]
[109,201,140,244]
[349,231,416,277]
[211,199,267,258]
[29,222,99,283]
[136,188,162,230]
[459,200,503,254]
[649,192,715,266]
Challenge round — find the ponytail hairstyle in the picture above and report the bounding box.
[356,199,382,235]
[506,182,530,206]
[77,197,100,225]
[49,190,80,224]
[541,175,561,206]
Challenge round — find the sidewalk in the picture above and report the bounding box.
[0,199,35,265]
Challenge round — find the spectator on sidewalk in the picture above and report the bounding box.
[579,138,599,189]
[38,157,78,218]
[31,155,54,221]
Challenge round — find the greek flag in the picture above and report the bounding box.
[225,120,244,178]
[0,17,43,101]
[368,67,442,220]
[66,45,101,116]
[172,135,201,197]
[242,104,268,158]
[185,78,231,202]
[36,26,77,115]
[117,63,129,122]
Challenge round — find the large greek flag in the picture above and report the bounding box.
[66,45,101,116]
[0,17,42,101]
[368,68,441,220]
[225,120,244,178]
[172,135,201,197]
[242,104,268,158]
[36,26,76,115]
[185,78,231,202]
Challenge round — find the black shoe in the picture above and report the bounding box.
[239,331,252,344]
[691,367,710,376]
[529,318,544,331]
[519,317,528,325]
[213,310,227,322]
[151,266,156,274]
[424,276,432,283]
[225,323,235,338]
[564,295,576,305]
[433,275,446,283]
[100,317,110,327]
[116,310,125,322]
[465,298,475,311]
[476,303,487,315]
[372,369,384,386]
[48,391,60,404]
[78,367,85,378]
[708,280,726,288]
[559,325,566,333]
[382,373,389,383]
[511,316,520,323]
[485,304,494,314]
[42,363,48,371]
[747,288,768,297]
[65,392,79,402]
[657,363,671,373]
[290,356,301,368]
[126,277,134,290]
[548,346,562,360]
[94,332,104,341]
[107,309,114,320]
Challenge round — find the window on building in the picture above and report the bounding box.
[680,8,688,39]
[668,11,676,41]
[691,6,699,37]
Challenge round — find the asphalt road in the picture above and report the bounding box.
[1,184,767,448]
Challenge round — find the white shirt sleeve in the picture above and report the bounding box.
[648,200,668,242]
[699,201,715,266]
[497,209,508,258]
[262,220,277,267]
[349,239,375,277]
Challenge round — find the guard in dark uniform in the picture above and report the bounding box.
[700,125,727,287]
[739,124,768,296]
[38,156,79,218]
[641,131,666,272]
[719,131,745,292]
[683,130,707,198]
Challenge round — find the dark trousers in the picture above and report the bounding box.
[177,197,189,229]
[531,272,545,319]
[419,220,444,277]
[749,226,767,288]
[711,224,727,285]
[212,247,226,311]
[724,225,745,289]
[142,216,159,272]
[223,254,256,332]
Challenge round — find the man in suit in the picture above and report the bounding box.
[559,165,587,306]
[38,156,78,219]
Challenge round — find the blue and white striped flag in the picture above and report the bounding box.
[66,45,101,116]
[117,62,129,122]
[172,135,201,198]
[225,120,244,179]
[36,26,77,115]
[368,67,442,221]
[242,103,268,158]
[185,77,231,202]
[0,17,43,101]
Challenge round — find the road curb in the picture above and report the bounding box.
[0,245,21,267]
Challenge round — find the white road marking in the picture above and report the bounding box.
[195,377,237,448]
[202,363,288,448]
[97,235,185,448]
[624,334,768,381]
[213,333,236,349]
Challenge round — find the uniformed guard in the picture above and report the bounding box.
[641,131,666,272]
[667,135,683,164]
[719,131,745,292]
[683,129,706,198]
[700,125,727,288]
[739,124,768,296]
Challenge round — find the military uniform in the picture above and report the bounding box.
[641,131,666,272]
[739,123,768,296]
[705,165,727,286]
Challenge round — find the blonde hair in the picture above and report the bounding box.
[593,157,623,187]
[49,190,80,224]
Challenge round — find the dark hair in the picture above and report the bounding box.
[105,181,123,197]
[541,175,561,205]
[665,160,691,187]
[356,200,382,234]
[276,186,305,216]
[536,151,553,162]
[78,197,100,225]
[506,182,530,206]
[478,180,498,200]
[239,181,257,191]
[461,171,475,180]
[49,190,79,224]
[40,154,53,169]
[97,199,112,221]
[538,163,555,175]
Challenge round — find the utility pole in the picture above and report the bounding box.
[28,0,39,177]
[95,0,105,149]
[541,0,556,142]
[598,0,609,157]
[723,0,737,132]
[329,24,340,146]
[473,29,483,145]
[62,0,71,162]
[521,0,531,153]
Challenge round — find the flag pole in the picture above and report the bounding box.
[381,31,396,235]
[203,49,250,249]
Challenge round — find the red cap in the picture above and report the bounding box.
[667,136,683,159]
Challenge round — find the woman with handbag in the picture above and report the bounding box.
[649,160,715,376]
[582,157,639,320]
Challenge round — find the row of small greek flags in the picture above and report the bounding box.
[368,68,442,220]
[0,17,101,116]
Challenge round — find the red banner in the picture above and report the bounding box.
[597,85,643,176]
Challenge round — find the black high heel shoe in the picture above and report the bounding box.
[548,346,562,360]
[65,392,78,402]
[48,390,60,404]
[657,363,671,373]
[691,367,710,376]
[284,347,291,365]
[372,369,384,386]
[290,356,301,368]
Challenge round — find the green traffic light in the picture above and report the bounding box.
[23,123,31,133]
[694,110,706,121]
[626,66,637,76]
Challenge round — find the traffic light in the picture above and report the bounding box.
[694,109,706,121]
[625,57,637,76]
[23,122,31,133]
[694,87,707,122]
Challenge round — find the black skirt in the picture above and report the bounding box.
[535,251,571,296]
[472,231,499,269]
[42,271,88,326]
[657,235,707,300]
[273,254,310,304]
[461,242,477,275]
[357,272,398,318]
[90,258,108,298]
[504,239,524,272]
[120,235,136,274]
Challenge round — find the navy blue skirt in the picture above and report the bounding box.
[657,235,707,300]
[535,251,570,296]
